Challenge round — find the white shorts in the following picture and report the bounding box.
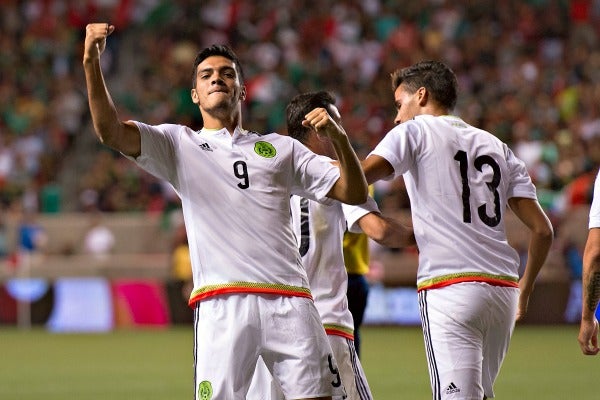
[193,294,346,400]
[328,335,372,400]
[248,335,371,400]
[418,282,518,400]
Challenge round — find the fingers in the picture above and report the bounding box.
[84,23,114,61]
[302,107,347,142]
[85,23,115,42]
[578,333,598,355]
[303,108,332,131]
[579,341,600,355]
[578,319,600,355]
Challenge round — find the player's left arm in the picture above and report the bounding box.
[303,108,367,205]
[361,155,395,185]
[507,196,554,321]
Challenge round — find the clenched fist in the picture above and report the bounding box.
[83,23,115,63]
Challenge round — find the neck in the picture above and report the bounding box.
[200,106,242,135]
[424,105,449,117]
[203,119,240,134]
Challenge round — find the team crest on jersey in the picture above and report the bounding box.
[198,380,213,400]
[254,141,276,158]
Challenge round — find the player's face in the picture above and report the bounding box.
[393,83,423,124]
[191,55,245,114]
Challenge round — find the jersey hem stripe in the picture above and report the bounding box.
[324,324,354,340]
[188,283,312,306]
[417,273,519,291]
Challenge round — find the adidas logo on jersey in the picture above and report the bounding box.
[445,382,460,394]
[198,142,213,152]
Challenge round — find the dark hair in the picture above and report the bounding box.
[191,44,245,88]
[286,91,337,144]
[391,60,458,110]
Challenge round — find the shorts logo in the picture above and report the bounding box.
[198,380,213,400]
[254,141,276,158]
[445,382,460,394]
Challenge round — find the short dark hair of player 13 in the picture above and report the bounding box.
[286,91,337,144]
[391,60,458,111]
[191,44,245,88]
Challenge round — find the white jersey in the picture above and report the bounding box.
[290,185,379,338]
[589,171,600,229]
[130,122,340,305]
[369,115,537,290]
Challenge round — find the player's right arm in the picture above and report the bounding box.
[357,212,415,249]
[578,227,600,355]
[83,23,141,158]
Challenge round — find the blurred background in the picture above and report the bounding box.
[1,0,600,330]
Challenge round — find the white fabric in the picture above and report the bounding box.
[369,115,537,285]
[419,283,518,399]
[328,335,372,400]
[248,329,372,400]
[129,122,340,299]
[589,170,600,229]
[193,294,345,399]
[290,194,379,332]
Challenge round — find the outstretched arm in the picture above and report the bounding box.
[83,23,141,157]
[357,212,415,249]
[303,108,367,205]
[578,227,600,355]
[507,197,553,321]
[361,155,395,185]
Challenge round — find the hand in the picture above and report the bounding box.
[515,288,530,322]
[302,107,346,141]
[578,318,600,355]
[83,23,115,63]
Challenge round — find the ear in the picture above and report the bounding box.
[417,87,428,106]
[191,88,199,104]
[240,85,247,101]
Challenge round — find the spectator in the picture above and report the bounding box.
[82,211,115,260]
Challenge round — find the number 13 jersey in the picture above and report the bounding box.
[369,115,537,291]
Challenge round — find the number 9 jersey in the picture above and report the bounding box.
[127,122,341,306]
[368,115,537,291]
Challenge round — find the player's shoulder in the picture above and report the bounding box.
[133,120,186,131]
[250,130,314,150]
[134,121,194,140]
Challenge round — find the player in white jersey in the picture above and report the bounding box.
[84,24,368,400]
[361,61,554,399]
[248,91,415,400]
[578,170,600,355]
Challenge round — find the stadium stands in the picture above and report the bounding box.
[1,0,599,326]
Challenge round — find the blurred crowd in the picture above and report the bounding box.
[1,0,600,226]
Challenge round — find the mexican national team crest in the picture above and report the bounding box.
[198,380,213,400]
[254,141,276,158]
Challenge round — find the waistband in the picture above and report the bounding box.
[417,272,519,292]
[188,281,312,307]
[324,323,354,340]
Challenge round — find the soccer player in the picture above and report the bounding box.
[83,23,368,400]
[249,91,415,400]
[343,194,372,359]
[361,60,554,399]
[578,170,600,356]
